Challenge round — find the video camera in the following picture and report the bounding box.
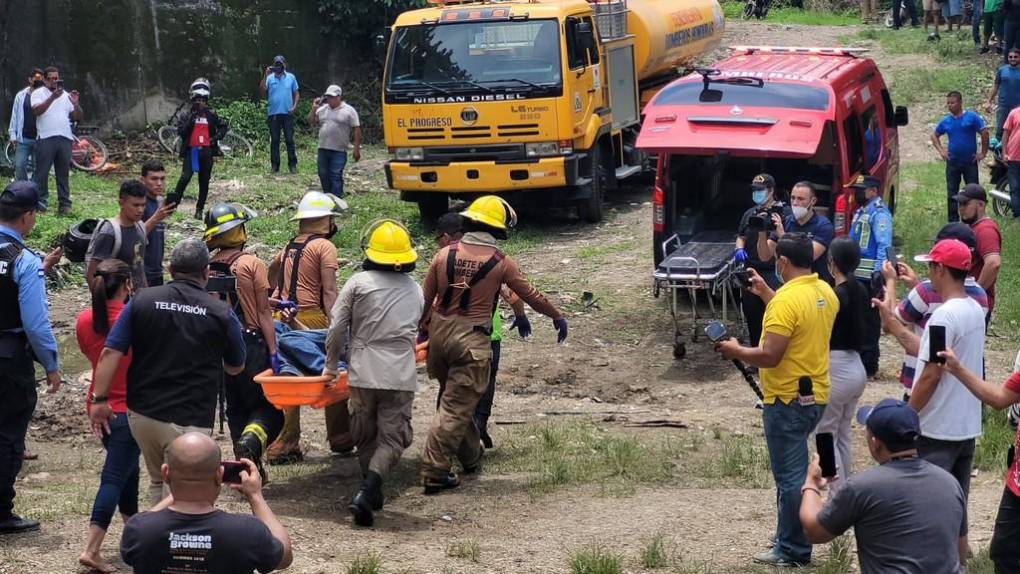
[746,204,785,232]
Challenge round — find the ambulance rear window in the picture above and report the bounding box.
[654,81,830,111]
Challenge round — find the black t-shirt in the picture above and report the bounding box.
[22,91,37,140]
[90,220,148,288]
[830,279,868,351]
[121,508,284,574]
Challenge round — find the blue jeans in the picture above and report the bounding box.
[946,161,979,222]
[13,139,34,181]
[317,149,347,197]
[274,323,347,375]
[762,400,824,561]
[267,114,297,171]
[89,413,140,529]
[973,0,984,45]
[1008,161,1020,217]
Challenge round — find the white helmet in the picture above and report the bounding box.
[291,191,349,221]
[190,77,211,99]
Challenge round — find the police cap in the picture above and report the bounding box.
[0,181,41,210]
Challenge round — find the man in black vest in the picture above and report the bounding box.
[0,181,61,535]
[90,238,246,505]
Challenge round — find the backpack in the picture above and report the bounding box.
[85,218,148,264]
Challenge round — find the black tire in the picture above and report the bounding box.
[70,135,108,171]
[742,1,755,19]
[577,146,605,223]
[993,187,1012,217]
[220,131,254,159]
[157,124,179,155]
[3,141,34,179]
[417,194,449,226]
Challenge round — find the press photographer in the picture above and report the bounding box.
[734,173,790,346]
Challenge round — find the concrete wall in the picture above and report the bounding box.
[0,0,374,133]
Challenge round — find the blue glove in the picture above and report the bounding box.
[553,318,568,343]
[275,300,297,312]
[510,315,532,339]
[270,352,282,375]
[733,248,748,262]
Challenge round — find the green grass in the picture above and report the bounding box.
[486,420,683,496]
[568,542,623,574]
[446,540,481,562]
[576,239,636,260]
[721,1,859,24]
[968,546,997,574]
[639,532,674,569]
[976,406,1014,472]
[695,434,773,489]
[346,551,382,574]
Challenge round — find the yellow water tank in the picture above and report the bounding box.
[627,0,725,81]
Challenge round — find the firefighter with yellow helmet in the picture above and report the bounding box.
[266,190,350,462]
[201,203,283,480]
[418,195,567,494]
[322,219,423,527]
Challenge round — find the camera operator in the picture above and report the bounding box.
[760,181,835,284]
[735,173,790,346]
[715,232,838,567]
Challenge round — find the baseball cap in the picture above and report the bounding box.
[850,175,882,189]
[751,173,775,189]
[0,181,41,210]
[935,222,977,251]
[273,55,286,64]
[324,85,343,97]
[856,399,920,447]
[952,183,987,204]
[913,238,972,270]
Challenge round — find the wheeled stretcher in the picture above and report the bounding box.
[652,231,746,359]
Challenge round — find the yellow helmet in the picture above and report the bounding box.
[461,195,517,231]
[361,219,417,267]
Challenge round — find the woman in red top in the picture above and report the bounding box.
[76,260,136,573]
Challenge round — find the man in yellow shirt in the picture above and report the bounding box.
[716,232,838,567]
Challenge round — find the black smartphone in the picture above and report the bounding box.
[166,190,183,208]
[56,79,64,89]
[815,433,838,478]
[885,246,899,274]
[929,324,947,365]
[733,269,751,288]
[221,461,247,484]
[705,321,728,343]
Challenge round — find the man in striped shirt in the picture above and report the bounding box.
[874,223,988,394]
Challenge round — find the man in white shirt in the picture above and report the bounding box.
[910,238,986,502]
[30,66,81,215]
[307,84,360,198]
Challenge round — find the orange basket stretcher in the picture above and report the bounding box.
[254,342,429,410]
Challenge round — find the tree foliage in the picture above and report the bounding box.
[317,0,426,49]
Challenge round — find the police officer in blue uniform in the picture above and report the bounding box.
[0,181,61,535]
[848,175,893,377]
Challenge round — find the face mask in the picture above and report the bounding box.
[32,79,44,88]
[792,206,810,220]
[774,261,785,285]
[854,191,868,206]
[326,221,338,240]
[752,190,767,205]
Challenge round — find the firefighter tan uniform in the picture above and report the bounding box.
[323,219,423,527]
[266,191,352,461]
[419,196,566,491]
[204,203,284,479]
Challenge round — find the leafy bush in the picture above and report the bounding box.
[213,98,266,144]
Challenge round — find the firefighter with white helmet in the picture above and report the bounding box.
[418,195,568,494]
[322,219,424,527]
[265,191,351,463]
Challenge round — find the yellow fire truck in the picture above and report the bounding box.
[382,0,724,222]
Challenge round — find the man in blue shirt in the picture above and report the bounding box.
[849,175,894,378]
[7,69,43,182]
[931,91,990,222]
[0,181,61,535]
[259,55,300,174]
[762,181,835,283]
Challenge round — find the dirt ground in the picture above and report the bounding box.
[3,21,1016,574]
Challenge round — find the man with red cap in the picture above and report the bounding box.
[909,239,986,506]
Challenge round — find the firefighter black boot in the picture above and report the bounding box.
[348,472,382,527]
[235,428,269,485]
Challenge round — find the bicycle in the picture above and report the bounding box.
[155,102,254,159]
[742,0,772,19]
[4,123,108,177]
